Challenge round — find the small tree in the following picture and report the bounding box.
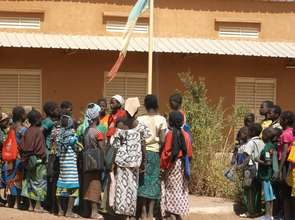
[178,73,247,198]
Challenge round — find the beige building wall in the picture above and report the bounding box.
[1,47,294,117]
[0,0,294,41]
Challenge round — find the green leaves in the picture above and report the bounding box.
[178,72,246,198]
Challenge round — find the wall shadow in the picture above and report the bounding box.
[3,0,295,13]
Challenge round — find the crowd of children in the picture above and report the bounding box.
[228,101,295,220]
[0,93,192,220]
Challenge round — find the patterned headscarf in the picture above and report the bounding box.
[77,103,101,136]
[58,115,76,154]
[86,103,101,124]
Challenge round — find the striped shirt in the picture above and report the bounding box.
[57,138,79,189]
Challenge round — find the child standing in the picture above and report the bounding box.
[41,101,59,158]
[5,106,28,209]
[259,101,274,131]
[97,98,110,136]
[169,93,186,125]
[279,111,295,220]
[239,123,265,218]
[0,112,10,205]
[269,105,282,130]
[256,128,279,220]
[41,101,59,212]
[56,115,79,217]
[19,110,47,212]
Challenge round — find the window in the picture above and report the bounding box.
[0,69,42,112]
[215,20,260,39]
[0,16,40,29]
[235,77,276,122]
[104,72,147,113]
[219,26,259,39]
[106,21,148,34]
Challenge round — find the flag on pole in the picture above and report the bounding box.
[107,0,149,82]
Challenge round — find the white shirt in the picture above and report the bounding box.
[243,136,265,166]
[138,114,168,152]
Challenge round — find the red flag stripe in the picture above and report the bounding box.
[107,53,125,83]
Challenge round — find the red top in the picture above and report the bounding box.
[106,109,127,138]
[160,129,193,170]
[97,131,104,141]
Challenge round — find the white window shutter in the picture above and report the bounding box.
[254,79,277,122]
[106,21,148,34]
[0,73,18,112]
[219,26,259,39]
[19,72,42,110]
[0,17,40,29]
[235,77,276,123]
[104,72,147,114]
[0,69,42,113]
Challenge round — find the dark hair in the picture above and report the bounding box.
[271,105,282,116]
[244,113,255,126]
[273,127,283,138]
[281,111,295,127]
[248,123,262,137]
[262,100,274,109]
[43,101,58,117]
[87,103,95,109]
[97,98,107,105]
[144,94,159,111]
[60,115,73,128]
[60,101,72,110]
[27,110,42,126]
[262,127,275,143]
[169,93,183,110]
[169,111,187,163]
[12,106,26,123]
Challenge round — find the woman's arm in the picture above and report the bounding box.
[159,129,166,147]
[279,143,288,172]
[160,132,172,170]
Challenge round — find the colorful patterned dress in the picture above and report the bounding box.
[160,129,192,217]
[111,121,151,216]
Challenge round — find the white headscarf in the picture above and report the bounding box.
[112,95,125,106]
[125,97,140,117]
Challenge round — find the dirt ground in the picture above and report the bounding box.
[0,207,250,220]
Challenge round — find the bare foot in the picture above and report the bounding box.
[65,212,78,218]
[91,213,104,219]
[34,206,47,213]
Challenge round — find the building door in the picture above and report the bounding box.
[0,69,42,112]
[103,72,147,114]
[235,77,276,122]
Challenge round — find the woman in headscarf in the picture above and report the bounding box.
[56,115,79,217]
[19,110,47,212]
[110,97,151,219]
[160,111,193,220]
[82,103,104,219]
[106,95,126,139]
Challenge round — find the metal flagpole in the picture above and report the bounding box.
[148,0,154,94]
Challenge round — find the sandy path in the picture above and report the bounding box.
[0,207,250,220]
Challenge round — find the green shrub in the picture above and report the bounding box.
[178,73,247,198]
